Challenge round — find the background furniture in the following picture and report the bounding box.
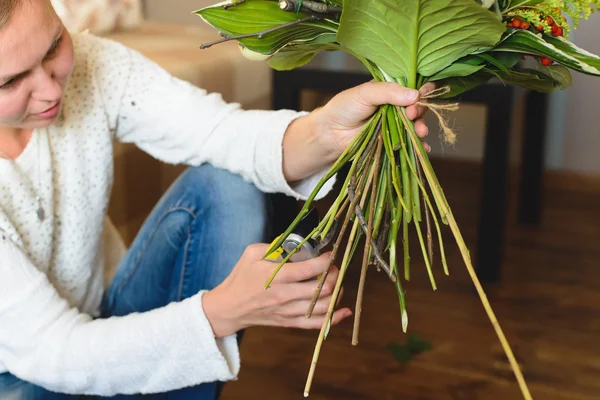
[269,52,548,283]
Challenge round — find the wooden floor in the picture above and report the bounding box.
[220,159,600,400]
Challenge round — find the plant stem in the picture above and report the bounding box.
[415,153,434,267]
[349,179,395,282]
[264,110,380,264]
[305,131,379,317]
[403,216,410,281]
[352,143,380,344]
[304,163,376,396]
[398,107,532,400]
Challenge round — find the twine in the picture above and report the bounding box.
[415,85,459,145]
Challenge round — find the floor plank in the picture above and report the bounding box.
[220,159,600,400]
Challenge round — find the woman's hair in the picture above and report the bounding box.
[0,0,22,29]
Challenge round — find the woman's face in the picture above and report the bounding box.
[0,1,74,131]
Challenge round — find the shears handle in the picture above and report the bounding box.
[265,233,320,263]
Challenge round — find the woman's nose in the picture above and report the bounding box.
[31,67,62,103]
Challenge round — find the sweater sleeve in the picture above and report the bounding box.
[0,238,240,396]
[90,34,335,201]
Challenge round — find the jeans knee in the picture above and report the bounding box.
[176,164,268,244]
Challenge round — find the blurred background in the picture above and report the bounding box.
[53,1,600,399]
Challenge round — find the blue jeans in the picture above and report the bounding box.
[0,164,270,400]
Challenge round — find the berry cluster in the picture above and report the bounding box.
[504,7,570,67]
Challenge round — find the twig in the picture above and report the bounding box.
[305,147,379,397]
[373,204,390,271]
[348,178,395,282]
[199,16,319,49]
[279,0,343,14]
[305,138,378,318]
[352,136,383,345]
[221,0,245,9]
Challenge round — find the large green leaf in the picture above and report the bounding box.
[492,30,600,76]
[336,0,506,84]
[427,60,487,81]
[195,1,337,56]
[437,62,572,98]
[267,43,339,70]
[436,71,494,98]
[499,66,572,92]
[426,50,521,82]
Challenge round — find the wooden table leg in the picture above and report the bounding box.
[475,86,514,283]
[518,91,548,226]
[267,72,303,239]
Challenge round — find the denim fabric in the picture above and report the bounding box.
[0,164,269,400]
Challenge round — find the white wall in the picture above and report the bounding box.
[559,13,600,174]
[144,0,213,25]
[144,1,600,174]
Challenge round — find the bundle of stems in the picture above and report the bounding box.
[263,82,531,399]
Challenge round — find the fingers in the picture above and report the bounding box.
[273,252,333,283]
[272,265,340,302]
[277,282,346,317]
[277,295,333,317]
[291,308,353,329]
[419,81,436,96]
[355,81,420,108]
[414,118,429,139]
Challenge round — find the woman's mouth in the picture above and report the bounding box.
[36,101,61,119]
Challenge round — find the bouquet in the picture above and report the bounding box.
[195,1,600,398]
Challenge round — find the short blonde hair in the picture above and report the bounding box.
[0,0,54,30]
[0,0,21,29]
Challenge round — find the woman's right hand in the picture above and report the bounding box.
[202,243,352,338]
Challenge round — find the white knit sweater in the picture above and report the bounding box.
[0,32,334,395]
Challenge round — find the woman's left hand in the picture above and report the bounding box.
[282,81,435,183]
[313,80,435,156]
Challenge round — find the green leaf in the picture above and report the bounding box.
[196,1,337,56]
[538,64,572,89]
[491,51,522,68]
[426,50,522,82]
[475,53,511,74]
[492,30,600,76]
[436,70,494,98]
[267,42,339,70]
[428,61,487,81]
[336,0,506,84]
[498,69,559,92]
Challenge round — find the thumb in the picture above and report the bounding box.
[355,81,420,108]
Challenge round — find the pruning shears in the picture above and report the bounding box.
[265,207,338,264]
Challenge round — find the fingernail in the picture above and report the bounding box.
[405,89,419,101]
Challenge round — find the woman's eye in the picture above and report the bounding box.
[46,36,63,59]
[0,78,17,90]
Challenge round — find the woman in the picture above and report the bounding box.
[0,0,432,399]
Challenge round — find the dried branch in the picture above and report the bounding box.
[348,177,396,282]
[352,135,383,345]
[305,137,378,318]
[199,16,320,49]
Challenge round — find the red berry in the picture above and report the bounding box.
[536,24,544,31]
[547,17,554,25]
[521,22,530,30]
[513,19,522,28]
[540,57,552,66]
[552,25,563,36]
